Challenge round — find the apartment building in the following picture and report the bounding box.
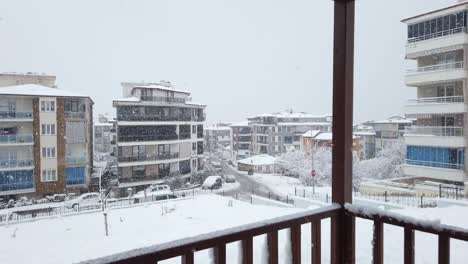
[113,81,205,191]
[248,110,332,156]
[204,123,232,152]
[365,116,413,153]
[0,72,56,88]
[0,84,93,198]
[94,114,114,153]
[402,1,468,184]
[230,121,252,160]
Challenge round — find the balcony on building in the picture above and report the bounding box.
[404,81,465,114]
[66,166,86,185]
[0,169,34,193]
[0,97,34,122]
[118,152,179,163]
[405,49,466,86]
[405,10,468,57]
[118,125,178,143]
[117,105,196,122]
[0,134,33,145]
[66,156,87,165]
[64,98,89,120]
[0,159,33,170]
[0,111,33,121]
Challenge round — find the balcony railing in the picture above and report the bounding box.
[118,153,179,163]
[0,182,34,192]
[0,134,33,144]
[65,112,87,119]
[406,96,464,104]
[406,61,464,75]
[0,111,33,120]
[405,126,464,137]
[0,159,33,168]
[141,96,186,103]
[65,156,87,164]
[118,134,178,142]
[179,133,191,140]
[408,27,467,43]
[118,115,192,122]
[406,159,464,170]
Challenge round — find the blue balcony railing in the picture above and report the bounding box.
[406,159,464,170]
[0,134,33,144]
[0,111,33,120]
[66,156,87,164]
[0,159,33,168]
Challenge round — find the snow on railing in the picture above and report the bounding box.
[406,96,464,104]
[404,126,464,137]
[406,61,464,75]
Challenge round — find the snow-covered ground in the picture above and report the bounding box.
[1,194,467,263]
[250,172,331,196]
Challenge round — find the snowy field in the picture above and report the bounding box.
[0,194,467,263]
[250,172,331,196]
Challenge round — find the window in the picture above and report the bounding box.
[41,169,57,182]
[41,100,55,112]
[41,147,56,158]
[192,125,196,134]
[41,124,56,135]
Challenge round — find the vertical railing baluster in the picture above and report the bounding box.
[404,226,414,264]
[372,219,383,264]
[291,225,301,264]
[242,237,253,264]
[267,231,278,264]
[214,244,226,264]
[312,220,321,264]
[438,234,450,264]
[182,251,194,264]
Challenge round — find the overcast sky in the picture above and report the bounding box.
[0,0,454,124]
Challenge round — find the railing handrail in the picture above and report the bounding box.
[405,159,464,170]
[0,159,33,168]
[407,26,467,44]
[406,96,464,104]
[345,203,468,241]
[406,61,464,74]
[80,204,341,264]
[118,153,179,162]
[0,111,33,119]
[405,126,464,136]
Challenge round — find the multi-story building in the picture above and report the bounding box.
[0,84,93,198]
[204,123,232,152]
[0,72,56,88]
[94,114,113,153]
[248,111,332,156]
[113,81,206,191]
[230,121,252,160]
[365,116,413,153]
[402,1,468,184]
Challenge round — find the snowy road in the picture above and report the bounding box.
[221,161,277,201]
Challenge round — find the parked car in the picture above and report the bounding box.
[65,193,101,210]
[46,194,67,202]
[132,185,173,202]
[225,175,236,183]
[133,193,178,203]
[202,176,223,190]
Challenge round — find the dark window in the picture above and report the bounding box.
[430,19,437,34]
[443,16,450,31]
[450,14,457,29]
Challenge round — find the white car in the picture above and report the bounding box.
[202,176,223,190]
[134,185,172,199]
[65,193,101,210]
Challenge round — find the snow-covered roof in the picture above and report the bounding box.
[314,132,358,141]
[277,122,331,126]
[185,101,207,107]
[302,130,321,138]
[113,96,140,102]
[229,121,249,127]
[0,84,90,99]
[248,111,327,119]
[94,122,113,127]
[133,84,191,94]
[354,131,376,136]
[205,125,231,131]
[237,154,276,166]
[370,116,413,124]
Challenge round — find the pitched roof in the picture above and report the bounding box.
[0,84,90,99]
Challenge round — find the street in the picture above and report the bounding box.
[221,161,277,201]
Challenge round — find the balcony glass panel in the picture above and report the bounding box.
[66,166,86,185]
[0,169,34,191]
[0,159,33,168]
[0,112,33,119]
[406,145,464,170]
[0,134,33,143]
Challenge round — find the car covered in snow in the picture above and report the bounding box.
[202,176,223,190]
[224,175,236,183]
[65,192,101,210]
[132,185,175,203]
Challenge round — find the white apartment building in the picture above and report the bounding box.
[0,72,56,88]
[0,84,93,198]
[204,123,232,152]
[247,110,332,156]
[94,114,114,153]
[402,1,468,184]
[365,116,413,153]
[230,121,252,160]
[113,81,206,191]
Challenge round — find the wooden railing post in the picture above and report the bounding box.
[267,231,278,264]
[312,220,322,264]
[372,219,383,264]
[181,251,194,264]
[214,244,226,264]
[404,226,415,264]
[242,237,253,264]
[438,234,450,264]
[291,225,301,264]
[331,0,356,264]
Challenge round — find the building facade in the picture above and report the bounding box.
[113,81,205,191]
[230,121,252,160]
[365,116,413,153]
[94,114,114,153]
[0,72,56,88]
[0,84,93,198]
[204,123,232,152]
[248,111,332,156]
[402,2,468,184]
